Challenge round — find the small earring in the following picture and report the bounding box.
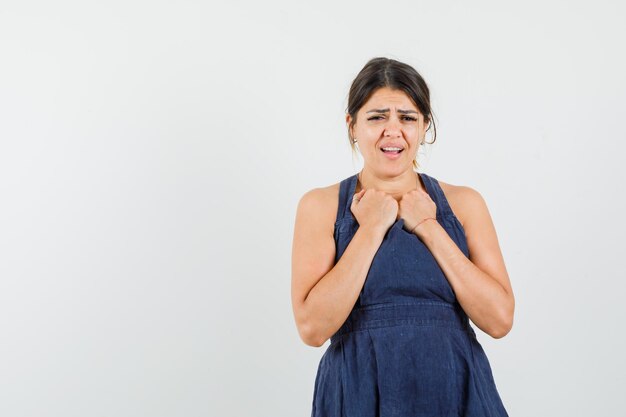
[353,137,358,143]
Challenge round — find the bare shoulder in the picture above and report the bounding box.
[437,179,486,228]
[296,182,340,227]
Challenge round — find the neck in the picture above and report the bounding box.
[357,168,421,200]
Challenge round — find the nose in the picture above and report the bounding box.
[384,116,402,137]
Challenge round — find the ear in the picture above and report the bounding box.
[345,113,354,138]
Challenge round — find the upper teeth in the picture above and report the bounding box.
[382,147,402,151]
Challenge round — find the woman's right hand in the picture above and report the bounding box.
[350,188,399,235]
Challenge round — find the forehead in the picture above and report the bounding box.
[362,87,417,110]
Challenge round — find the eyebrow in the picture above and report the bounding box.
[366,108,418,114]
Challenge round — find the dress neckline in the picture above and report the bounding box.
[351,171,431,201]
[343,171,434,227]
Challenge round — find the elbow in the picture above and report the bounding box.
[294,300,328,347]
[489,300,515,339]
[301,330,326,348]
[298,321,327,348]
[306,337,326,348]
[489,320,513,339]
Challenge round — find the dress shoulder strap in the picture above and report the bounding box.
[420,172,454,218]
[335,174,358,224]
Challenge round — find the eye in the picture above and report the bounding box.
[367,115,417,121]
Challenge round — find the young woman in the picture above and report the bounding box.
[291,57,514,416]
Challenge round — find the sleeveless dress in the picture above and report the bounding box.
[310,172,509,417]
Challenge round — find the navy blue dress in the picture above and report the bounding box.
[310,172,509,417]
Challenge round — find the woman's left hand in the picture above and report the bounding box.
[397,188,438,233]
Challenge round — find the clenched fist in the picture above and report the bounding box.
[350,188,398,235]
[397,188,437,234]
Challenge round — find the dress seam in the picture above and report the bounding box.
[331,322,475,344]
[366,329,382,417]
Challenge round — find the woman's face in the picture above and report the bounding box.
[346,87,428,175]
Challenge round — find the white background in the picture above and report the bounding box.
[1,1,625,416]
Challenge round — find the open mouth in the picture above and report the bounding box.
[380,147,404,154]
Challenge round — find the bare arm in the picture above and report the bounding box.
[291,188,385,347]
[414,186,515,339]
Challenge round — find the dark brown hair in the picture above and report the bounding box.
[346,57,437,170]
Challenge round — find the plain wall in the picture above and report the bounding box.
[1,1,625,416]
